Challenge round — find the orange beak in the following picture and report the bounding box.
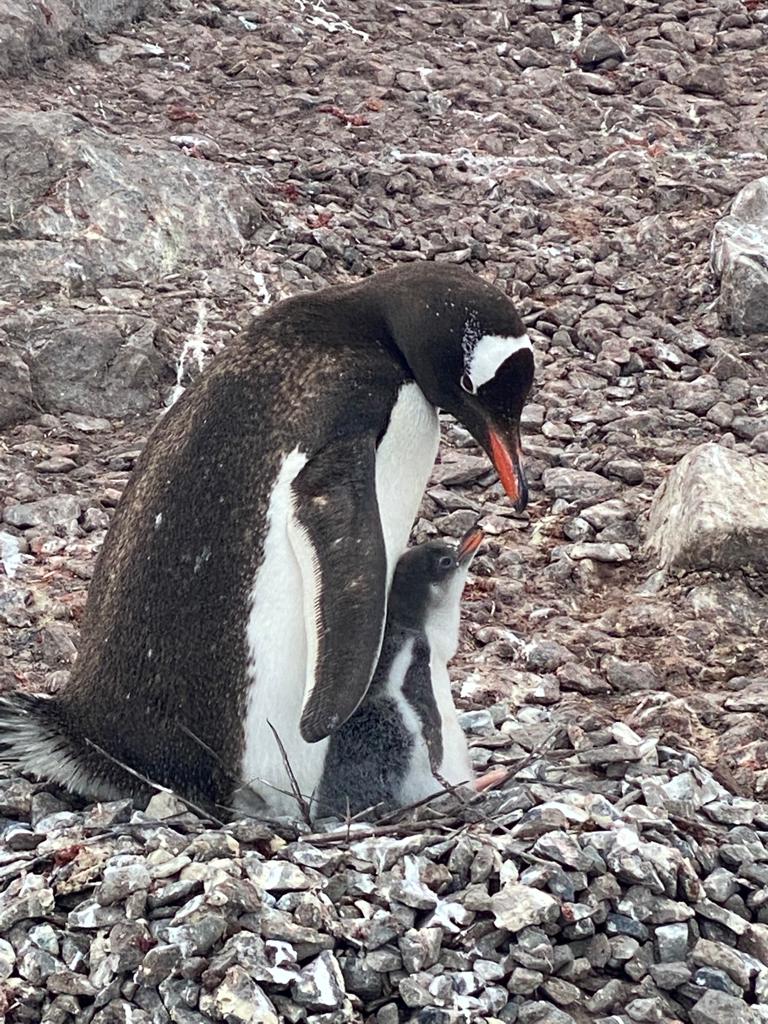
[488,429,528,512]
[457,525,484,565]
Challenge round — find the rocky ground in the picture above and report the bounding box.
[1,0,768,1021]
[4,718,768,1024]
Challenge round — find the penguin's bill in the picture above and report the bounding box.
[487,428,528,512]
[457,526,484,565]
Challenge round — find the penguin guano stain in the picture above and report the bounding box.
[0,264,534,818]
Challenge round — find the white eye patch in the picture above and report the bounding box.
[464,333,532,392]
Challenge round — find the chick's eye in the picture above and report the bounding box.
[460,372,476,395]
[438,555,454,571]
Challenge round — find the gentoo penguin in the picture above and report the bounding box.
[0,264,534,818]
[318,526,482,818]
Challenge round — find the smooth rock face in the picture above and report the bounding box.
[3,495,82,531]
[0,0,146,75]
[575,28,625,70]
[542,468,620,507]
[690,988,752,1024]
[711,176,768,334]
[0,110,262,303]
[647,443,768,574]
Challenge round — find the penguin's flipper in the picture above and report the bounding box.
[402,636,444,772]
[289,437,388,743]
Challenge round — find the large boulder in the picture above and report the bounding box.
[647,443,768,574]
[3,310,171,419]
[711,177,768,335]
[0,110,263,302]
[0,106,265,424]
[0,0,147,76]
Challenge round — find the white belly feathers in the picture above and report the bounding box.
[240,448,316,816]
[375,382,440,583]
[239,382,440,817]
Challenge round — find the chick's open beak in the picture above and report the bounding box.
[457,525,484,566]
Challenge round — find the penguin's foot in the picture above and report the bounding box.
[473,766,511,792]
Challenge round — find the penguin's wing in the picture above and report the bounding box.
[288,435,388,743]
[402,636,444,772]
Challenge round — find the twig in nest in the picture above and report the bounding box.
[346,796,394,824]
[344,796,353,845]
[435,770,518,837]
[180,721,335,823]
[364,778,467,827]
[300,818,456,847]
[366,759,517,830]
[215,777,339,824]
[492,727,563,774]
[267,721,313,827]
[179,722,267,817]
[84,738,224,827]
[239,775,458,832]
[434,770,469,804]
[346,728,565,834]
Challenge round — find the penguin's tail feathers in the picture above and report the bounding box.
[0,691,119,800]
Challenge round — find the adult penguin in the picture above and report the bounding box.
[0,264,534,818]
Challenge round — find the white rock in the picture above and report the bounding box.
[647,443,768,573]
[568,542,632,563]
[490,882,559,932]
[291,951,346,1010]
[212,965,278,1024]
[244,857,311,892]
[144,791,189,819]
[0,938,15,980]
[0,532,28,578]
[711,176,768,334]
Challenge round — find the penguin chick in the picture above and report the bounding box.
[317,526,482,818]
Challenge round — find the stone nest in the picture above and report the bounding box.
[3,704,768,1024]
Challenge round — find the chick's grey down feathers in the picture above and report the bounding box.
[317,630,436,817]
[318,536,474,817]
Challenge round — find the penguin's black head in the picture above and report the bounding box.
[387,527,483,631]
[378,265,534,512]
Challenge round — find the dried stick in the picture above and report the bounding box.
[180,721,342,822]
[300,817,458,847]
[363,777,470,828]
[84,738,224,827]
[178,721,231,771]
[267,721,313,827]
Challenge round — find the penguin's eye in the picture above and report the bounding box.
[460,371,476,395]
[438,555,454,572]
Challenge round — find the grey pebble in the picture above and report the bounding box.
[689,989,753,1024]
